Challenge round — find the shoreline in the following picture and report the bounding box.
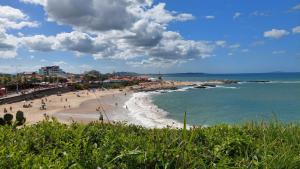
[2,79,294,127]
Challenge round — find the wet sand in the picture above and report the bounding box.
[54,92,133,124]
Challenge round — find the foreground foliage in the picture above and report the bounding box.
[0,119,300,168]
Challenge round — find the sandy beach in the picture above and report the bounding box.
[0,88,130,124]
[0,80,232,126]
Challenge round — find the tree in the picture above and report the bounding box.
[83,70,101,82]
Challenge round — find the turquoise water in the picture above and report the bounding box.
[152,73,300,125]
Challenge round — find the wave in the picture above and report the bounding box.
[215,85,238,89]
[123,92,186,128]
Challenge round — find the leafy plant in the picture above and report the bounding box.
[16,110,26,126]
[3,113,13,125]
[0,118,299,168]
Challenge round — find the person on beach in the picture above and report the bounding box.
[115,102,118,106]
[65,98,68,102]
[99,114,103,122]
[4,108,7,114]
[69,105,71,109]
[64,105,66,109]
[9,106,12,112]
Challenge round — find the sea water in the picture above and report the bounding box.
[148,73,300,126]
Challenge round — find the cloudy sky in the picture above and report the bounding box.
[0,0,299,74]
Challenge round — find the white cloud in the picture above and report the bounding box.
[0,5,38,30]
[215,40,226,47]
[20,0,46,5]
[53,61,67,66]
[29,55,34,59]
[0,5,26,20]
[291,4,300,11]
[143,3,194,24]
[233,12,241,19]
[17,0,215,66]
[264,29,289,39]
[251,11,269,17]
[227,52,233,56]
[272,50,286,55]
[205,15,215,20]
[292,26,300,34]
[0,29,19,58]
[0,18,38,30]
[21,35,56,52]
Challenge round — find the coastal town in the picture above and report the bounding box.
[0,65,242,125]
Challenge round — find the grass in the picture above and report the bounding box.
[0,118,300,168]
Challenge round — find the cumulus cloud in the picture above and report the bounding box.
[0,5,38,30]
[0,29,19,58]
[292,26,300,34]
[264,29,289,39]
[142,3,194,24]
[21,35,56,52]
[17,0,215,66]
[0,5,26,20]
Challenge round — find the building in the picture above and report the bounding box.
[21,72,40,79]
[0,86,7,97]
[38,66,65,77]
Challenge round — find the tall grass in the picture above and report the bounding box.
[0,119,300,168]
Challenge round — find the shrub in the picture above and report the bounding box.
[3,113,13,125]
[0,118,4,125]
[16,110,26,126]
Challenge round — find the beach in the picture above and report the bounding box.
[0,88,129,124]
[0,80,201,126]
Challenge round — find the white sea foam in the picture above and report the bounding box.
[215,85,238,89]
[123,92,186,128]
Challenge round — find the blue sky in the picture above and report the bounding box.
[0,0,299,74]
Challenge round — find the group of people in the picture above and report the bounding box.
[3,106,13,114]
[60,97,71,110]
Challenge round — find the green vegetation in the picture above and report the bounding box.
[0,119,300,168]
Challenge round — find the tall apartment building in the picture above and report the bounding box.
[38,66,65,77]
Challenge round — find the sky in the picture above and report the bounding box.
[0,0,299,74]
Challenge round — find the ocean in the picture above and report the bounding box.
[124,73,300,127]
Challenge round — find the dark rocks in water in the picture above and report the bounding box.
[221,80,240,84]
[202,84,216,88]
[195,85,206,89]
[246,80,270,83]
